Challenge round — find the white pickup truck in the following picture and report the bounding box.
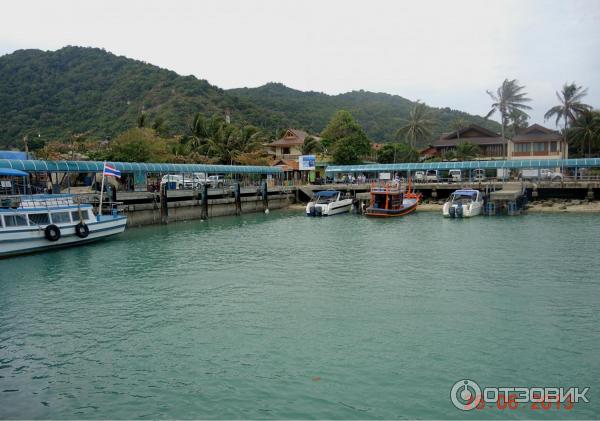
[519,169,563,181]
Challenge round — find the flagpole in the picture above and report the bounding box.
[99,161,106,216]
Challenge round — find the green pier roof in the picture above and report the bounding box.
[325,158,600,173]
[0,159,282,175]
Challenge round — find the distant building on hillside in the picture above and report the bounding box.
[265,129,321,160]
[433,124,507,160]
[509,124,567,160]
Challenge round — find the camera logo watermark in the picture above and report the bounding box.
[451,379,589,411]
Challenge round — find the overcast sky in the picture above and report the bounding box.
[1,0,599,126]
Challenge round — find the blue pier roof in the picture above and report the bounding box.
[0,168,28,177]
[0,159,282,175]
[325,158,600,173]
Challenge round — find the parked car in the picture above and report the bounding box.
[208,175,226,188]
[448,169,462,182]
[540,169,563,181]
[161,174,192,189]
[414,171,425,182]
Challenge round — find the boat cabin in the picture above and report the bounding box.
[447,189,481,204]
[370,186,404,211]
[0,195,95,229]
[313,190,341,204]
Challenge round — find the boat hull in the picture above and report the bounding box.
[306,200,353,216]
[442,202,483,218]
[365,199,418,217]
[0,215,127,258]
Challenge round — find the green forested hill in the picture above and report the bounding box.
[230,83,500,143]
[0,46,499,149]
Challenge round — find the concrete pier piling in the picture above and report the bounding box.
[160,183,169,224]
[200,184,208,220]
[234,183,242,215]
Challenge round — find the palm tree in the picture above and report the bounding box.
[507,109,529,138]
[301,136,323,155]
[395,102,436,148]
[568,110,600,157]
[486,79,532,158]
[544,83,592,158]
[450,118,468,142]
[452,141,481,161]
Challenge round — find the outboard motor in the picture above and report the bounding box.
[448,205,456,218]
[456,202,464,218]
[308,206,316,216]
[315,207,323,216]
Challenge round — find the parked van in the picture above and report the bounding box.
[448,169,462,182]
[414,171,425,182]
[425,169,439,182]
[473,169,486,182]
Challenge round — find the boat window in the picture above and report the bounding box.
[29,213,50,225]
[3,214,29,227]
[71,210,90,221]
[451,193,476,202]
[51,212,71,224]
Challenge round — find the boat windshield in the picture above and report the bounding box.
[449,192,477,203]
[315,192,339,204]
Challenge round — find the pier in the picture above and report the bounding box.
[2,157,600,223]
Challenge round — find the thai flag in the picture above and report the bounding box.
[103,163,121,178]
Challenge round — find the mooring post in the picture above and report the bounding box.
[261,180,268,210]
[160,183,169,224]
[201,183,208,220]
[234,182,242,215]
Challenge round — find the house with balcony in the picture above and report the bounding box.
[433,124,507,160]
[265,129,321,160]
[509,124,567,160]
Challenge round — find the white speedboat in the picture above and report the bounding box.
[0,194,127,258]
[443,189,484,218]
[306,190,353,216]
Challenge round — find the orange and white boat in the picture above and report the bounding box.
[364,179,422,218]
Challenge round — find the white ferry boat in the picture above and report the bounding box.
[0,194,127,258]
[306,190,353,216]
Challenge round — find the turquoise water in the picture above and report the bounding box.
[1,210,599,419]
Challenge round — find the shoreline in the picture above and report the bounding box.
[292,202,600,214]
[420,200,600,214]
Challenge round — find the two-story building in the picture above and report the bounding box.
[433,124,507,160]
[508,124,567,160]
[265,129,321,160]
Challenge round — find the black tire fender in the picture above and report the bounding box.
[44,224,61,242]
[75,222,90,238]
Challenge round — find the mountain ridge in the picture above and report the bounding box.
[0,46,500,149]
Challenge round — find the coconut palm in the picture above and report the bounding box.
[450,118,468,142]
[301,136,323,155]
[544,83,592,129]
[447,141,481,161]
[568,110,600,157]
[486,79,532,158]
[507,109,529,138]
[395,102,436,148]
